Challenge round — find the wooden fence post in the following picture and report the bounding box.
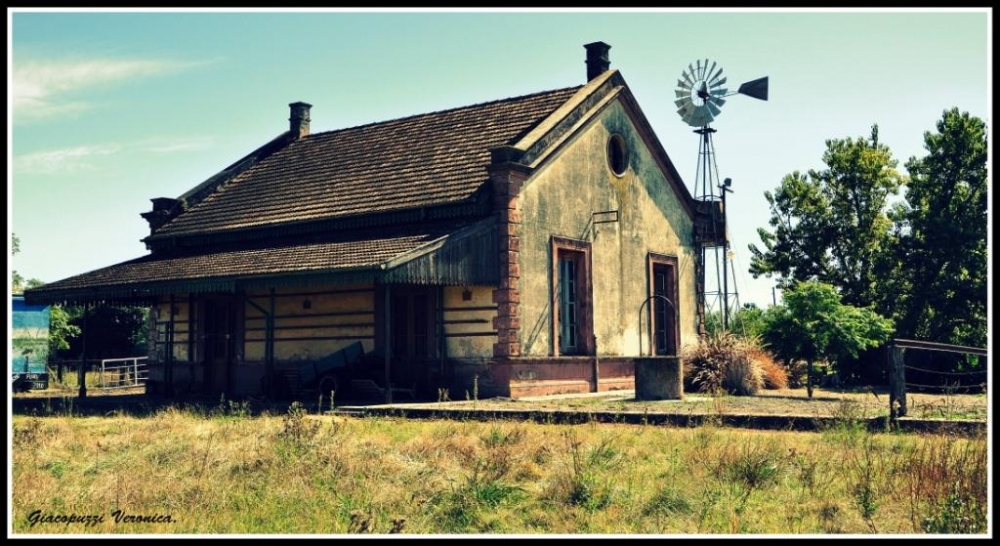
[888,343,907,419]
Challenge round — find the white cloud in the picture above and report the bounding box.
[14,144,122,175]
[141,136,216,154]
[14,136,217,175]
[12,58,204,123]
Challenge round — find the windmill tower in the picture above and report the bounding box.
[674,59,767,332]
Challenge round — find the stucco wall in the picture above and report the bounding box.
[152,296,192,362]
[442,285,498,358]
[243,284,376,362]
[518,99,698,357]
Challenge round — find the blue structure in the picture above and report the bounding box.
[12,295,50,391]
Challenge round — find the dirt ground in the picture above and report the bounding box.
[419,386,988,421]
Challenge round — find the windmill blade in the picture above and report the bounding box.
[737,76,769,100]
[686,63,696,82]
[707,61,718,82]
[708,65,723,85]
[691,108,711,127]
[675,89,689,99]
[706,101,722,118]
[711,87,729,97]
[677,79,691,90]
[710,96,726,108]
[710,76,728,90]
[675,98,690,109]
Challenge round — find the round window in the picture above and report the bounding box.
[607,134,628,176]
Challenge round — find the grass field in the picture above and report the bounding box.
[11,401,987,535]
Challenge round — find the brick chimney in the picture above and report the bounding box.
[584,41,611,81]
[289,101,312,139]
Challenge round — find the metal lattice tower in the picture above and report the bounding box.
[673,59,767,332]
[692,127,739,331]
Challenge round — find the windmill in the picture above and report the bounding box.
[674,59,767,331]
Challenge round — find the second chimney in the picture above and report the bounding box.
[289,101,312,139]
[584,41,611,81]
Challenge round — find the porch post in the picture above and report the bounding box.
[384,284,392,404]
[267,288,275,384]
[78,304,88,399]
[165,294,175,398]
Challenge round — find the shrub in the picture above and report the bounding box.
[752,349,788,390]
[783,360,808,388]
[682,332,764,396]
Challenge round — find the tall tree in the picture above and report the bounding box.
[892,109,987,347]
[11,233,43,293]
[749,126,904,311]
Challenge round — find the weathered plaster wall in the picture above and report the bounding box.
[243,284,376,362]
[442,285,497,358]
[152,296,192,362]
[518,99,698,357]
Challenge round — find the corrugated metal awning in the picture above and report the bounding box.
[24,219,499,306]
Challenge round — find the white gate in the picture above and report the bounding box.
[98,357,149,390]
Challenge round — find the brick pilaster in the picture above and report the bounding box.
[489,146,531,358]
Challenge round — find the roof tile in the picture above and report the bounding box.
[154,86,580,238]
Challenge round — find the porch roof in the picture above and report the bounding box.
[24,219,498,306]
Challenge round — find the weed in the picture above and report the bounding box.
[822,399,869,448]
[550,432,619,512]
[921,490,985,534]
[643,487,693,516]
[903,433,986,534]
[214,398,251,420]
[13,417,44,448]
[279,402,321,448]
[480,424,525,449]
[849,436,882,533]
[438,388,451,402]
[818,501,842,533]
[696,487,722,532]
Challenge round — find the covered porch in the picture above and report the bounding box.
[24,219,500,403]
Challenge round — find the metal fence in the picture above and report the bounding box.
[98,357,149,390]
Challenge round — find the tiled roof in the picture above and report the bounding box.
[152,86,581,239]
[26,222,469,301]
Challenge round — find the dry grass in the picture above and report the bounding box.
[683,332,764,396]
[11,403,988,535]
[752,350,789,390]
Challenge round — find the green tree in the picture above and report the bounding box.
[65,304,149,359]
[891,109,987,347]
[705,303,766,340]
[48,305,82,357]
[749,126,904,311]
[11,233,43,293]
[762,281,894,398]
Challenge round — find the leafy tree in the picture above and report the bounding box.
[749,126,904,311]
[705,303,767,340]
[762,281,894,398]
[11,233,43,293]
[890,109,987,347]
[65,304,149,359]
[48,305,82,357]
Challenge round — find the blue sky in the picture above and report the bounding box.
[8,8,991,309]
